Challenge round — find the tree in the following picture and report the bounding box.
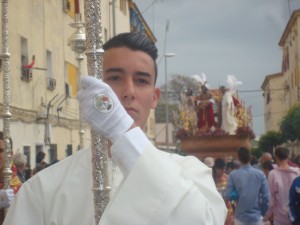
[155,101,179,124]
[160,74,200,102]
[258,131,283,155]
[157,74,199,124]
[280,103,300,142]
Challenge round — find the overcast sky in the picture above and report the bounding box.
[134,0,300,137]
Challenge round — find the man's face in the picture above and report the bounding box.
[103,47,160,130]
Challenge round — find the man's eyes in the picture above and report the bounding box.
[136,78,149,85]
[105,76,120,81]
[104,76,150,85]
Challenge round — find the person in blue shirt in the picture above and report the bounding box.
[224,147,269,225]
[289,176,300,225]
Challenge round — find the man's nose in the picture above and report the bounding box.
[122,80,135,100]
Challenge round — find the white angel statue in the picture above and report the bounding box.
[220,75,242,134]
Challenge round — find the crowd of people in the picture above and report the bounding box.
[0,32,299,225]
[205,147,300,225]
[0,132,53,224]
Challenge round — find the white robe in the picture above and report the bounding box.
[4,129,227,225]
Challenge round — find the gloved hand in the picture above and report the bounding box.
[0,189,14,208]
[77,76,134,143]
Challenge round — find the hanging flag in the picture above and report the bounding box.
[22,55,35,69]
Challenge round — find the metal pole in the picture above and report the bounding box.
[165,56,169,152]
[164,53,175,152]
[1,0,12,189]
[76,56,85,149]
[82,1,110,224]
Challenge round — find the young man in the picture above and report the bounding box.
[264,147,300,225]
[4,32,227,225]
[224,147,269,225]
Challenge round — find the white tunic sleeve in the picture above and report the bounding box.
[101,132,227,225]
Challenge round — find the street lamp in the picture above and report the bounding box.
[164,53,175,152]
[68,12,86,149]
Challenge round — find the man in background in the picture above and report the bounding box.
[225,147,269,225]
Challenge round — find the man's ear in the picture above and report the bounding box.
[151,87,160,108]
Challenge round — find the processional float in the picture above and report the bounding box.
[83,0,110,224]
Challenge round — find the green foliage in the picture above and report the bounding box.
[251,147,263,159]
[258,130,283,153]
[160,74,200,102]
[280,103,300,142]
[157,74,197,123]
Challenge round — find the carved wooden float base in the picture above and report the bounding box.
[180,135,252,159]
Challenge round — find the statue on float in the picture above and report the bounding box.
[192,73,216,132]
[179,88,197,133]
[219,75,242,135]
[175,73,254,140]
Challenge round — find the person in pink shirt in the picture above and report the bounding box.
[264,147,300,225]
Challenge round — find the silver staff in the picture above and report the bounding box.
[83,0,110,224]
[1,0,12,189]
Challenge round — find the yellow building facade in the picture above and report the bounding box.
[262,9,300,153]
[261,73,285,132]
[0,0,156,167]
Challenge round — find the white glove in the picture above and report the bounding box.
[77,76,134,143]
[0,189,14,208]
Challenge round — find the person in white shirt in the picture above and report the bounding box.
[4,32,227,225]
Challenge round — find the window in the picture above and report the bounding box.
[66,144,73,156]
[35,144,44,164]
[104,28,108,43]
[46,50,52,79]
[21,37,28,66]
[49,144,57,164]
[21,37,32,81]
[65,82,70,97]
[66,62,77,97]
[63,0,76,19]
[23,146,31,167]
[120,0,127,15]
[266,91,270,104]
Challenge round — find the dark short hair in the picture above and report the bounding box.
[226,161,236,170]
[214,158,226,169]
[237,147,251,164]
[275,147,289,160]
[103,32,158,84]
[262,160,274,171]
[36,151,46,164]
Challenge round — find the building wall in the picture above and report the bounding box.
[0,0,157,167]
[0,0,135,167]
[262,74,285,132]
[274,9,300,154]
[280,11,300,110]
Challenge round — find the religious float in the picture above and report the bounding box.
[175,74,255,160]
